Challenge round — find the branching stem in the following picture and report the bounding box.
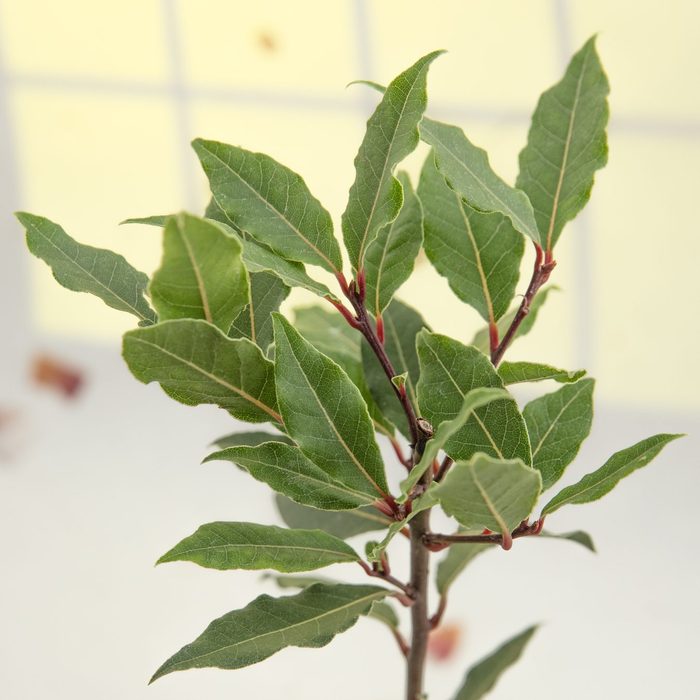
[490,242,556,367]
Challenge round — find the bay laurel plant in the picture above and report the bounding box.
[17,37,682,700]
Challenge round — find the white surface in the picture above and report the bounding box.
[1,341,698,699]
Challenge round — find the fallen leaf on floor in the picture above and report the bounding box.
[0,408,23,462]
[32,354,85,398]
[428,623,462,662]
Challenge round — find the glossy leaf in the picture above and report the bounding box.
[229,271,290,351]
[193,138,342,273]
[204,442,374,510]
[418,151,523,322]
[542,433,683,515]
[150,213,248,332]
[401,387,510,498]
[453,625,538,700]
[471,286,558,354]
[157,521,359,572]
[276,495,392,540]
[364,171,423,317]
[498,361,586,385]
[437,538,492,596]
[17,212,156,324]
[433,454,541,537]
[122,319,280,424]
[362,299,429,437]
[523,378,595,490]
[420,118,539,243]
[272,314,388,498]
[517,36,609,251]
[211,431,292,449]
[150,583,387,681]
[342,51,443,271]
[416,331,531,464]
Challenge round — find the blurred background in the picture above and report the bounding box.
[0,1,698,698]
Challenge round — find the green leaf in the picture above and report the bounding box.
[294,305,360,368]
[540,530,596,553]
[294,305,395,435]
[17,212,156,324]
[124,212,335,300]
[417,151,524,322]
[498,361,586,385]
[416,331,531,464]
[122,319,280,424]
[193,138,342,273]
[419,118,539,243]
[471,286,558,354]
[240,234,335,300]
[362,299,429,438]
[364,171,424,317]
[432,454,541,539]
[272,314,389,498]
[401,387,510,498]
[453,625,538,700]
[121,214,168,227]
[436,537,492,596]
[265,573,332,590]
[149,213,248,332]
[276,495,392,539]
[157,521,359,572]
[523,378,595,490]
[204,442,374,510]
[229,270,290,351]
[542,433,683,515]
[211,431,292,449]
[342,51,443,271]
[517,36,609,251]
[150,583,388,682]
[368,600,400,630]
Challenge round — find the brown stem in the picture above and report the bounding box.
[423,518,544,550]
[333,272,433,700]
[391,627,411,658]
[490,243,556,367]
[406,506,430,700]
[434,456,453,482]
[429,594,448,630]
[358,560,414,598]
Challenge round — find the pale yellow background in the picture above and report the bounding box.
[3,0,699,410]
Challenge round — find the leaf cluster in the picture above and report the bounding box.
[17,37,683,699]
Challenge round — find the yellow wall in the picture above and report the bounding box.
[2,0,698,410]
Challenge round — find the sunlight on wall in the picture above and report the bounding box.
[1,0,698,410]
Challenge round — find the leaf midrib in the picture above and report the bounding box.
[456,193,494,324]
[530,381,590,460]
[164,541,357,561]
[424,341,504,458]
[175,220,213,324]
[231,452,374,504]
[422,120,535,240]
[544,46,592,251]
[356,68,426,268]
[28,219,152,321]
[130,335,281,423]
[163,589,384,673]
[550,443,666,509]
[284,334,387,498]
[470,467,509,537]
[200,143,338,273]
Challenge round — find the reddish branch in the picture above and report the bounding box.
[423,518,545,551]
[490,242,556,367]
